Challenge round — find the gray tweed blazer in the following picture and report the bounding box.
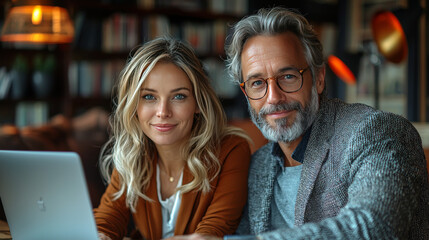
[236,97,429,239]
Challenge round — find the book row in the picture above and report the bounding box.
[74,13,228,55]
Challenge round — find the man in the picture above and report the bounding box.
[169,7,429,240]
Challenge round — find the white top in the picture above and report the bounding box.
[156,164,184,238]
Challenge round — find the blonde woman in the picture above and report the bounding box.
[94,37,251,240]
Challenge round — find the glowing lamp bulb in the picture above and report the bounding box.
[32,5,42,25]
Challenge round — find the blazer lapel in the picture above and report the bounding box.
[248,146,279,233]
[174,167,198,235]
[295,98,334,225]
[143,162,163,240]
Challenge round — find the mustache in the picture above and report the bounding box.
[258,101,302,117]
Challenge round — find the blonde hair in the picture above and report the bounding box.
[99,37,249,211]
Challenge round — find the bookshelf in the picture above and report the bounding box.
[0,0,249,126]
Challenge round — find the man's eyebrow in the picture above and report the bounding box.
[246,73,263,81]
[278,66,298,73]
[245,67,298,81]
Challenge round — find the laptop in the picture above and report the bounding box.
[0,150,99,240]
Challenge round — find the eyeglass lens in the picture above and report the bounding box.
[243,68,305,99]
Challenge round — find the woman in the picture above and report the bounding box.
[94,37,251,240]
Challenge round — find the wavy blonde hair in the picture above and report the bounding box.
[99,37,249,211]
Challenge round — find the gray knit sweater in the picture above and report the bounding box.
[236,97,429,239]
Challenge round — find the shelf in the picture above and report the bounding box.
[71,51,131,61]
[72,2,243,21]
[0,0,249,126]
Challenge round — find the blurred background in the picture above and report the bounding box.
[2,0,429,226]
[0,0,426,126]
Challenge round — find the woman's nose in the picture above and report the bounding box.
[156,101,171,118]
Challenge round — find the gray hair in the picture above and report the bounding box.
[226,7,325,89]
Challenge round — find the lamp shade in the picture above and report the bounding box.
[0,1,74,44]
[371,10,408,64]
[328,55,356,85]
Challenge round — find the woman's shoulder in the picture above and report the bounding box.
[218,134,251,162]
[221,134,250,148]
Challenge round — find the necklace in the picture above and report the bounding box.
[160,165,184,183]
[168,176,174,183]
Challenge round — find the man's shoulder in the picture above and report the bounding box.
[251,142,273,159]
[322,98,412,128]
[321,98,421,151]
[249,142,275,170]
[323,98,376,117]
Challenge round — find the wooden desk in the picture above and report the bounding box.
[0,220,11,240]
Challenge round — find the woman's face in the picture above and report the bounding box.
[137,62,199,148]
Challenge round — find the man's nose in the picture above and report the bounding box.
[266,78,287,104]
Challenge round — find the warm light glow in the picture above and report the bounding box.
[31,5,42,25]
[328,55,356,85]
[0,5,74,44]
[371,11,408,64]
[52,7,61,33]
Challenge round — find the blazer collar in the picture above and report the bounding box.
[174,167,198,234]
[143,157,197,239]
[294,96,334,225]
[248,142,280,233]
[144,159,163,240]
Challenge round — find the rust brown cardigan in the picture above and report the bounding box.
[94,135,251,240]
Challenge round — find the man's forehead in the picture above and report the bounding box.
[241,34,306,77]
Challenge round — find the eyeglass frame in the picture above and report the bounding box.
[239,67,309,100]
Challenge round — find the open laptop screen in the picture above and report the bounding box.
[0,150,99,240]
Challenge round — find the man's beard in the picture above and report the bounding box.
[248,86,319,143]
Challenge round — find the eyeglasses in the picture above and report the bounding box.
[240,67,309,100]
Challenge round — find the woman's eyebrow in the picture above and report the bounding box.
[171,87,191,93]
[140,88,156,92]
[140,87,191,92]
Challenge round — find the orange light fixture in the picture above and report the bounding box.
[327,55,356,85]
[0,1,74,44]
[371,10,408,64]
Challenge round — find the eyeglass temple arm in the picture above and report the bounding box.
[239,82,247,96]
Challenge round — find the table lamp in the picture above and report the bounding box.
[370,9,409,109]
[0,0,74,44]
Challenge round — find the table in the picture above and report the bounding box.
[0,220,11,240]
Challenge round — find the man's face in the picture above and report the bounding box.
[240,32,325,143]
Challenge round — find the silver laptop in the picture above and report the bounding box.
[0,150,99,240]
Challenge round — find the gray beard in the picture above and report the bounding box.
[248,86,319,143]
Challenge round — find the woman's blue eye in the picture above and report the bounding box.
[174,94,186,100]
[142,94,155,100]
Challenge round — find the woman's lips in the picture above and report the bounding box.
[152,124,176,132]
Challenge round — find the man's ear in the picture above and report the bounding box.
[316,66,326,95]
